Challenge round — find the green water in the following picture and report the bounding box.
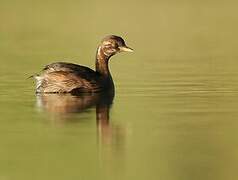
[1,0,238,179]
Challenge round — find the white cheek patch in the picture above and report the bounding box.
[104,50,112,56]
[98,46,112,57]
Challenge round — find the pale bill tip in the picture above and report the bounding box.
[119,46,134,52]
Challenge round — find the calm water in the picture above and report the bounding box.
[1,0,238,179]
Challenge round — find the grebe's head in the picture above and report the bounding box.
[99,35,133,57]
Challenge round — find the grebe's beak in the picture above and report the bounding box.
[119,46,134,52]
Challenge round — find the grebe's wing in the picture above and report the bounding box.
[36,70,101,93]
[43,62,96,75]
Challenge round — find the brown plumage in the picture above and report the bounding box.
[34,35,133,93]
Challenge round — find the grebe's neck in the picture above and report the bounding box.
[95,46,111,77]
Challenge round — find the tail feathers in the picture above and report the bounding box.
[27,73,44,93]
[35,76,44,92]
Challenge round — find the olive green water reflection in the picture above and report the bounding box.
[1,0,238,179]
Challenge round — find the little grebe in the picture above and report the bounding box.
[34,35,133,93]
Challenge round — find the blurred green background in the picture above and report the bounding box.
[0,0,238,180]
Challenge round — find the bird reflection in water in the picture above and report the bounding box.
[36,92,126,175]
[36,91,117,144]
